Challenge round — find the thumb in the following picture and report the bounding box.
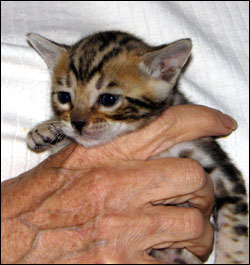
[61,104,236,167]
[106,104,237,160]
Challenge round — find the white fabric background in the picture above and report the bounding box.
[1,1,249,263]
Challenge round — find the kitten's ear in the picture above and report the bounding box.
[141,39,192,82]
[27,33,67,71]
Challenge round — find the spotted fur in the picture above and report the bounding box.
[26,31,248,264]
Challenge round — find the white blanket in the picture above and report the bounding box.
[1,1,249,263]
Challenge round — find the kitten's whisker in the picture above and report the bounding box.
[46,130,66,146]
[48,129,67,140]
[49,125,67,133]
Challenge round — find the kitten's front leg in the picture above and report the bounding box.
[27,120,71,152]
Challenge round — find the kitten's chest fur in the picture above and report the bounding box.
[26,31,248,264]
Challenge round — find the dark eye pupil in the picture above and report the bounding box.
[98,94,119,107]
[58,92,71,104]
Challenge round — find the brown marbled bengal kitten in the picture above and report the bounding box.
[26,31,248,264]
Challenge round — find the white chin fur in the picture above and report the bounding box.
[75,135,116,147]
[62,121,138,148]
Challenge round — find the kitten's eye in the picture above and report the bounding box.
[58,92,71,104]
[98,94,119,107]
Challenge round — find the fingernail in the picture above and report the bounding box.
[219,113,238,131]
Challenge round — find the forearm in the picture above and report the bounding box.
[1,217,37,263]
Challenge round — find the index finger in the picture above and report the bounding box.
[107,158,209,207]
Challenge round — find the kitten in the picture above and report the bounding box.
[26,31,248,264]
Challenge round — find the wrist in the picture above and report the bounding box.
[1,217,37,263]
[1,162,61,219]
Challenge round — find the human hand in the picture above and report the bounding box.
[1,105,236,264]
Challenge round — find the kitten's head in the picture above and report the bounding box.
[27,31,192,147]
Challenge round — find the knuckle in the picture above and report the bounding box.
[87,168,116,204]
[146,214,160,233]
[207,222,214,246]
[92,167,111,181]
[101,214,121,229]
[91,167,114,190]
[138,209,159,234]
[96,214,123,238]
[200,106,219,127]
[187,208,206,239]
[207,108,228,133]
[89,167,132,212]
[207,108,220,126]
[186,159,207,190]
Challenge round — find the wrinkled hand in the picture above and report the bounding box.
[1,105,236,264]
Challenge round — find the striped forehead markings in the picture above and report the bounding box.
[56,77,64,86]
[96,74,119,90]
[87,47,122,82]
[96,74,104,90]
[68,31,148,83]
[98,32,118,51]
[71,47,122,83]
[69,59,79,80]
[78,56,84,81]
[66,73,72,88]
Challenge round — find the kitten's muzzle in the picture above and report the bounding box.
[71,120,87,133]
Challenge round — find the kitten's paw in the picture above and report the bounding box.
[27,121,69,152]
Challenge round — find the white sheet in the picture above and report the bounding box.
[1,1,249,263]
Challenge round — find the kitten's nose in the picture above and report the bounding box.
[71,120,87,133]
